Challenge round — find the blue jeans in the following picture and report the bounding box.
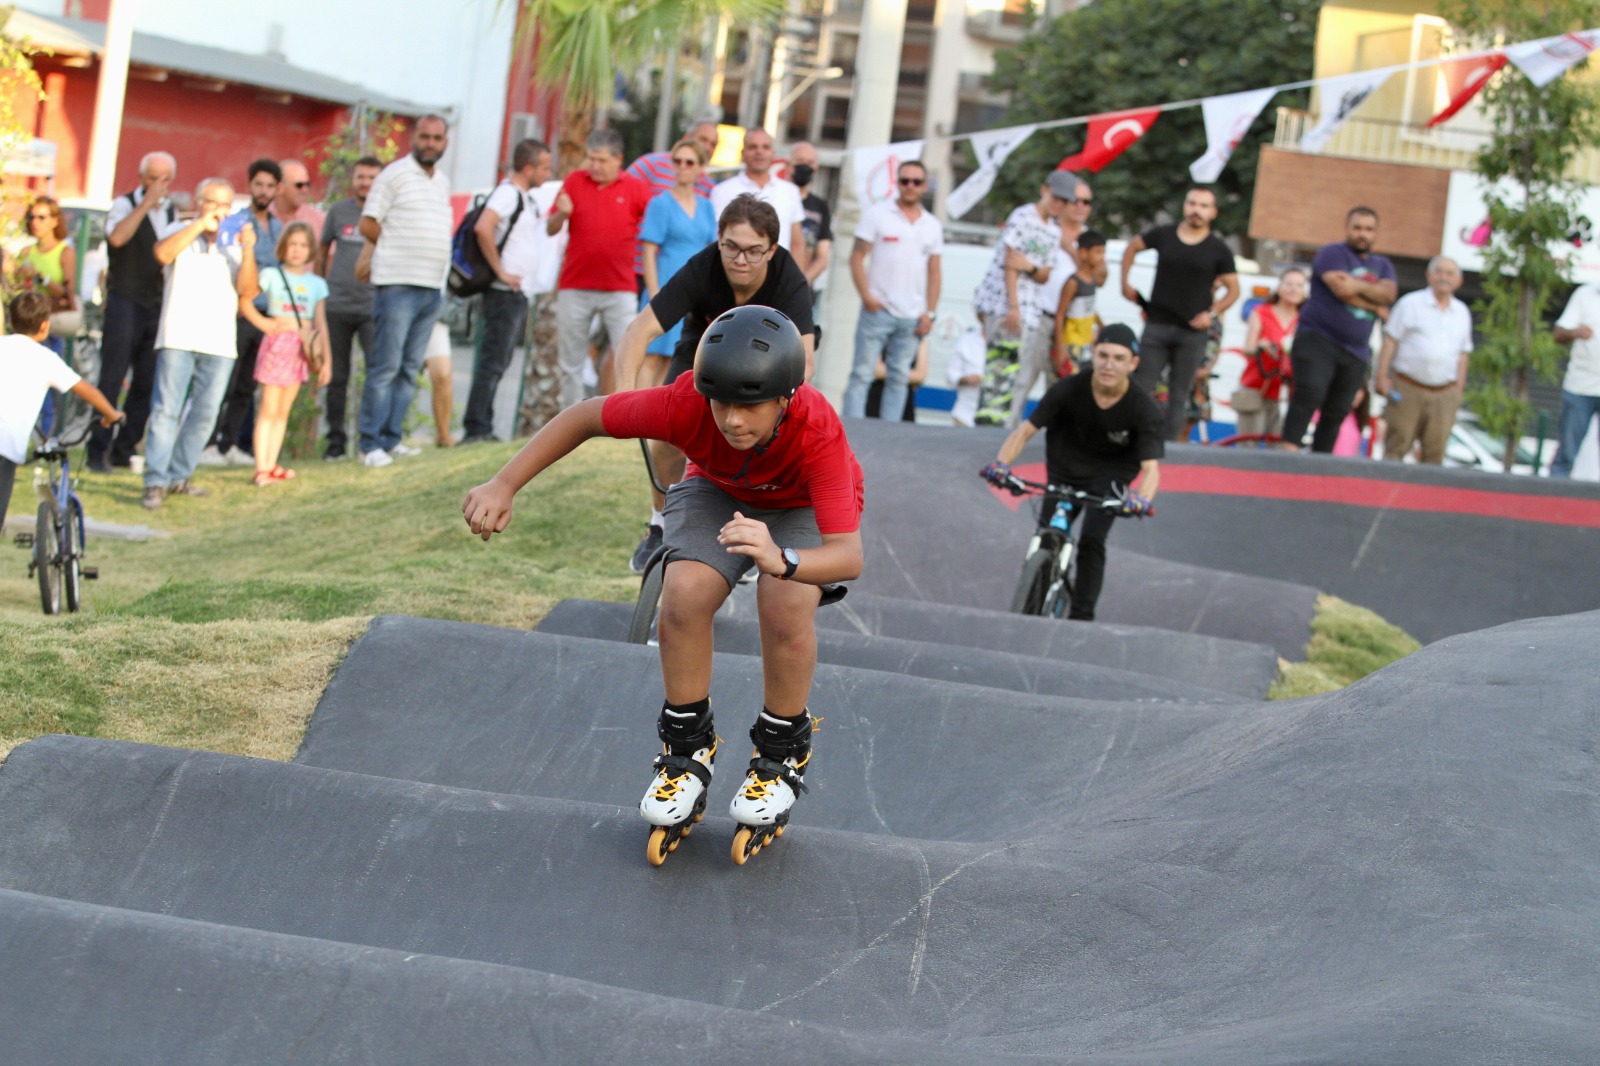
[360,285,442,455]
[143,349,234,488]
[1550,389,1600,478]
[843,307,920,419]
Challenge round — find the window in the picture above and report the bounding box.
[821,96,851,144]
[831,31,858,76]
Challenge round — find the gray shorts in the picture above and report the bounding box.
[663,477,823,589]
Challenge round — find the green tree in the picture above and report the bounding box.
[985,0,1319,240]
[1439,0,1600,468]
[312,108,407,200]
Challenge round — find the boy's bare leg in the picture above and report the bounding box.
[656,560,733,703]
[426,356,455,446]
[755,576,823,717]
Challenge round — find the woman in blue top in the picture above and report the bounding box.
[639,138,717,367]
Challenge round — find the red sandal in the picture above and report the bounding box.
[269,465,297,482]
[252,470,275,487]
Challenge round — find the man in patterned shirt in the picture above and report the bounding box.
[972,170,1075,343]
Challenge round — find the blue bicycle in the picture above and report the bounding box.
[16,404,112,615]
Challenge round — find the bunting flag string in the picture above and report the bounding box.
[946,124,1037,219]
[1190,87,1278,183]
[1056,109,1161,173]
[1505,30,1598,88]
[1427,53,1509,127]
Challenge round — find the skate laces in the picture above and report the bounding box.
[740,747,812,800]
[652,738,718,801]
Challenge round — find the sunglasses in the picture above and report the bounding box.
[898,177,926,186]
[1066,196,1093,205]
[292,181,312,190]
[671,157,699,166]
[28,212,55,221]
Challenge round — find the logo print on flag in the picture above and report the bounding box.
[1300,68,1394,154]
[851,140,925,210]
[1058,109,1160,173]
[1427,53,1508,127]
[1506,30,1598,88]
[946,124,1037,220]
[1190,87,1276,183]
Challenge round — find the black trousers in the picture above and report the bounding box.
[0,455,15,533]
[1280,330,1369,453]
[1043,477,1117,622]
[464,288,529,440]
[88,292,161,464]
[211,317,264,453]
[324,309,374,453]
[1133,320,1211,442]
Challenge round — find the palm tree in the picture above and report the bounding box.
[517,0,781,169]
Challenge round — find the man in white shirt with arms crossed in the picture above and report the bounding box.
[1374,256,1472,465]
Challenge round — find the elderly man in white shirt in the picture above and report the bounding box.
[710,127,807,265]
[1374,256,1473,465]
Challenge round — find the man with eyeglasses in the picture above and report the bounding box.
[275,159,325,254]
[547,128,655,411]
[841,160,942,420]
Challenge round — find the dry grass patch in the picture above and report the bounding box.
[1270,594,1421,700]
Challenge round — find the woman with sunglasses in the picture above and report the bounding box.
[639,138,718,369]
[615,193,817,573]
[14,197,78,355]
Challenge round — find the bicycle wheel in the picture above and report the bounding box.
[1009,549,1055,616]
[1045,542,1075,619]
[63,499,83,613]
[34,503,60,616]
[628,547,667,645]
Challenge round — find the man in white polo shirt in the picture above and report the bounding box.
[710,127,806,263]
[1551,278,1600,478]
[1374,256,1473,464]
[357,113,453,466]
[841,159,943,420]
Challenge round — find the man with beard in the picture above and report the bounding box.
[357,114,454,466]
[1120,186,1238,442]
[202,158,284,466]
[1279,207,1396,453]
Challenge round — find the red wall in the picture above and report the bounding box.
[33,56,356,205]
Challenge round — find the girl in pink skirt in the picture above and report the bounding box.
[242,221,330,485]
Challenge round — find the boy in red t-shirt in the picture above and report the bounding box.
[464,305,864,865]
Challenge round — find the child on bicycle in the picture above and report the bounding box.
[1,292,123,532]
[463,304,863,858]
[983,322,1161,622]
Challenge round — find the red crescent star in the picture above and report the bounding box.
[1101,118,1147,151]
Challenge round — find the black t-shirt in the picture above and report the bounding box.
[651,242,816,370]
[1028,370,1164,486]
[801,193,833,249]
[1140,223,1235,330]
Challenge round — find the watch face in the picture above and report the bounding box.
[784,548,800,567]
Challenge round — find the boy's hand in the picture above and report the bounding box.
[718,511,779,575]
[238,222,256,250]
[463,479,515,542]
[99,410,126,430]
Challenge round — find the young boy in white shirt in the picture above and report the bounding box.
[1,292,124,531]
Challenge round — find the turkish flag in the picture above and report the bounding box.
[1057,109,1161,173]
[1426,53,1508,127]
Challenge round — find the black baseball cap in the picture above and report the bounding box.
[1095,323,1139,353]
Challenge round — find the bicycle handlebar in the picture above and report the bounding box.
[980,467,1154,517]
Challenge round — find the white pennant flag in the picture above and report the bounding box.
[850,140,925,211]
[1506,30,1599,88]
[1189,88,1277,183]
[946,124,1037,219]
[1300,68,1395,154]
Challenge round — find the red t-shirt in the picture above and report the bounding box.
[602,376,865,534]
[557,170,654,292]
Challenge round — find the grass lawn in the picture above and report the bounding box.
[1,438,1418,759]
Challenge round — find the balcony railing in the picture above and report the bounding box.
[1272,108,1600,184]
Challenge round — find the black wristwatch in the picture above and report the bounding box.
[778,547,800,581]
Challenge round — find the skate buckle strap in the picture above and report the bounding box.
[653,752,713,788]
[748,756,808,795]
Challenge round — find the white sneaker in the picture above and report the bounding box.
[362,448,394,468]
[639,738,717,827]
[223,446,254,467]
[195,445,227,467]
[389,442,421,457]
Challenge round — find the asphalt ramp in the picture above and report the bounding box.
[1,608,1597,1062]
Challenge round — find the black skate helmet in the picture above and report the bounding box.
[693,305,805,404]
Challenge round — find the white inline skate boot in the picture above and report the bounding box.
[640,703,718,866]
[729,710,815,865]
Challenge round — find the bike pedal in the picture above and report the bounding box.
[12,533,32,548]
[81,566,99,580]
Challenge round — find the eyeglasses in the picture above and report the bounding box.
[292,181,312,190]
[898,177,926,186]
[671,157,699,167]
[718,239,771,263]
[27,212,55,221]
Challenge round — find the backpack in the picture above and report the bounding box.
[447,183,524,298]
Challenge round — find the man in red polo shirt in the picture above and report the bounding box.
[546,128,654,409]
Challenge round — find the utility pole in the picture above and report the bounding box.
[816,0,907,404]
[84,0,138,209]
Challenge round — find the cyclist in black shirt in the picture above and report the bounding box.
[614,194,817,572]
[984,323,1162,621]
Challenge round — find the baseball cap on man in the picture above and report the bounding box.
[1095,323,1139,353]
[1045,170,1080,199]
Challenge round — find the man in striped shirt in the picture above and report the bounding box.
[357,114,453,467]
[626,121,719,287]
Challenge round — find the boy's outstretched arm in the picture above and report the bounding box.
[462,398,609,541]
[69,380,124,428]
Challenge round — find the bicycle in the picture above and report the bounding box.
[14,403,106,615]
[985,470,1149,619]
